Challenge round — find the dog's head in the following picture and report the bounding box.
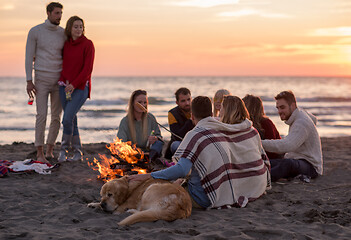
[99,177,129,212]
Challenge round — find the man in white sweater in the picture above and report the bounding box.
[25,2,66,163]
[262,90,323,182]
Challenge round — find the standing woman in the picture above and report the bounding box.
[117,90,164,162]
[58,16,95,162]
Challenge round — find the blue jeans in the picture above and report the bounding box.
[170,141,181,154]
[151,140,164,155]
[59,86,88,136]
[270,158,318,182]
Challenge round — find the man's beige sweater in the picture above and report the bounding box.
[262,108,323,175]
[25,19,66,81]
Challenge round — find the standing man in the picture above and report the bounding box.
[262,90,323,182]
[165,87,195,159]
[25,2,66,163]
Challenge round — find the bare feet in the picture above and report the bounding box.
[37,156,50,164]
[37,146,50,164]
[45,144,55,159]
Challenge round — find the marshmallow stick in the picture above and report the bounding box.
[136,102,183,140]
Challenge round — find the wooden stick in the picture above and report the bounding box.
[136,102,183,140]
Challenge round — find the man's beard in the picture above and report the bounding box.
[281,108,293,121]
[50,20,60,25]
[181,106,191,113]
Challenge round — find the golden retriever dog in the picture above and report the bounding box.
[87,176,192,226]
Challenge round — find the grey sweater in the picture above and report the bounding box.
[25,19,66,81]
[262,108,323,175]
[117,113,162,151]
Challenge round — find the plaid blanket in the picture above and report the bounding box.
[173,117,270,208]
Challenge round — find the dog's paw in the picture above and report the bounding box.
[87,202,100,208]
[126,209,139,214]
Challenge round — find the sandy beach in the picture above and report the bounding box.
[0,137,350,239]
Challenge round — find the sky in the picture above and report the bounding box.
[0,0,351,77]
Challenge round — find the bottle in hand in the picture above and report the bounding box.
[28,97,34,105]
[65,80,72,101]
[66,91,72,101]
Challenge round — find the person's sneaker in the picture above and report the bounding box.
[57,150,67,162]
[296,174,310,183]
[69,149,83,161]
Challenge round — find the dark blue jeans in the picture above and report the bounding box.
[150,140,164,155]
[59,86,88,136]
[270,158,318,182]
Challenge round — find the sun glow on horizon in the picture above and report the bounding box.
[0,0,350,77]
[310,27,351,37]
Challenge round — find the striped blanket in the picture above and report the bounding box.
[173,117,271,208]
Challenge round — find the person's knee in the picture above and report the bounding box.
[171,141,181,154]
[51,113,61,122]
[284,159,300,175]
[151,140,163,155]
[62,115,73,128]
[270,159,296,181]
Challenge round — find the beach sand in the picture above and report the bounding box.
[0,137,350,239]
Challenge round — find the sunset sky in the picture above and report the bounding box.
[0,0,350,76]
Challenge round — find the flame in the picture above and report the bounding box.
[87,137,149,182]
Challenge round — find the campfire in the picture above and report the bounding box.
[88,138,150,182]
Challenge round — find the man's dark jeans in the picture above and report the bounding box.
[270,158,318,182]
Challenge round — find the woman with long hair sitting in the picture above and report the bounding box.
[117,89,164,162]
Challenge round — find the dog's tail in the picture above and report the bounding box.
[118,209,160,226]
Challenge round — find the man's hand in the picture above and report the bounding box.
[127,173,151,182]
[26,80,36,98]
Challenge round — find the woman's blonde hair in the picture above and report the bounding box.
[213,89,231,117]
[127,90,148,144]
[242,94,266,134]
[220,95,249,124]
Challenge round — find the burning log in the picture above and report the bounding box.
[87,138,151,182]
[110,161,150,171]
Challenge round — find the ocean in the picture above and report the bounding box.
[1,76,351,145]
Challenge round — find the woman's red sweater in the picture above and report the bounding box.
[59,35,95,98]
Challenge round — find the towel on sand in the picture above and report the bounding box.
[8,159,56,175]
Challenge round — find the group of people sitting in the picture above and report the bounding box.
[24,3,323,209]
[118,88,323,209]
